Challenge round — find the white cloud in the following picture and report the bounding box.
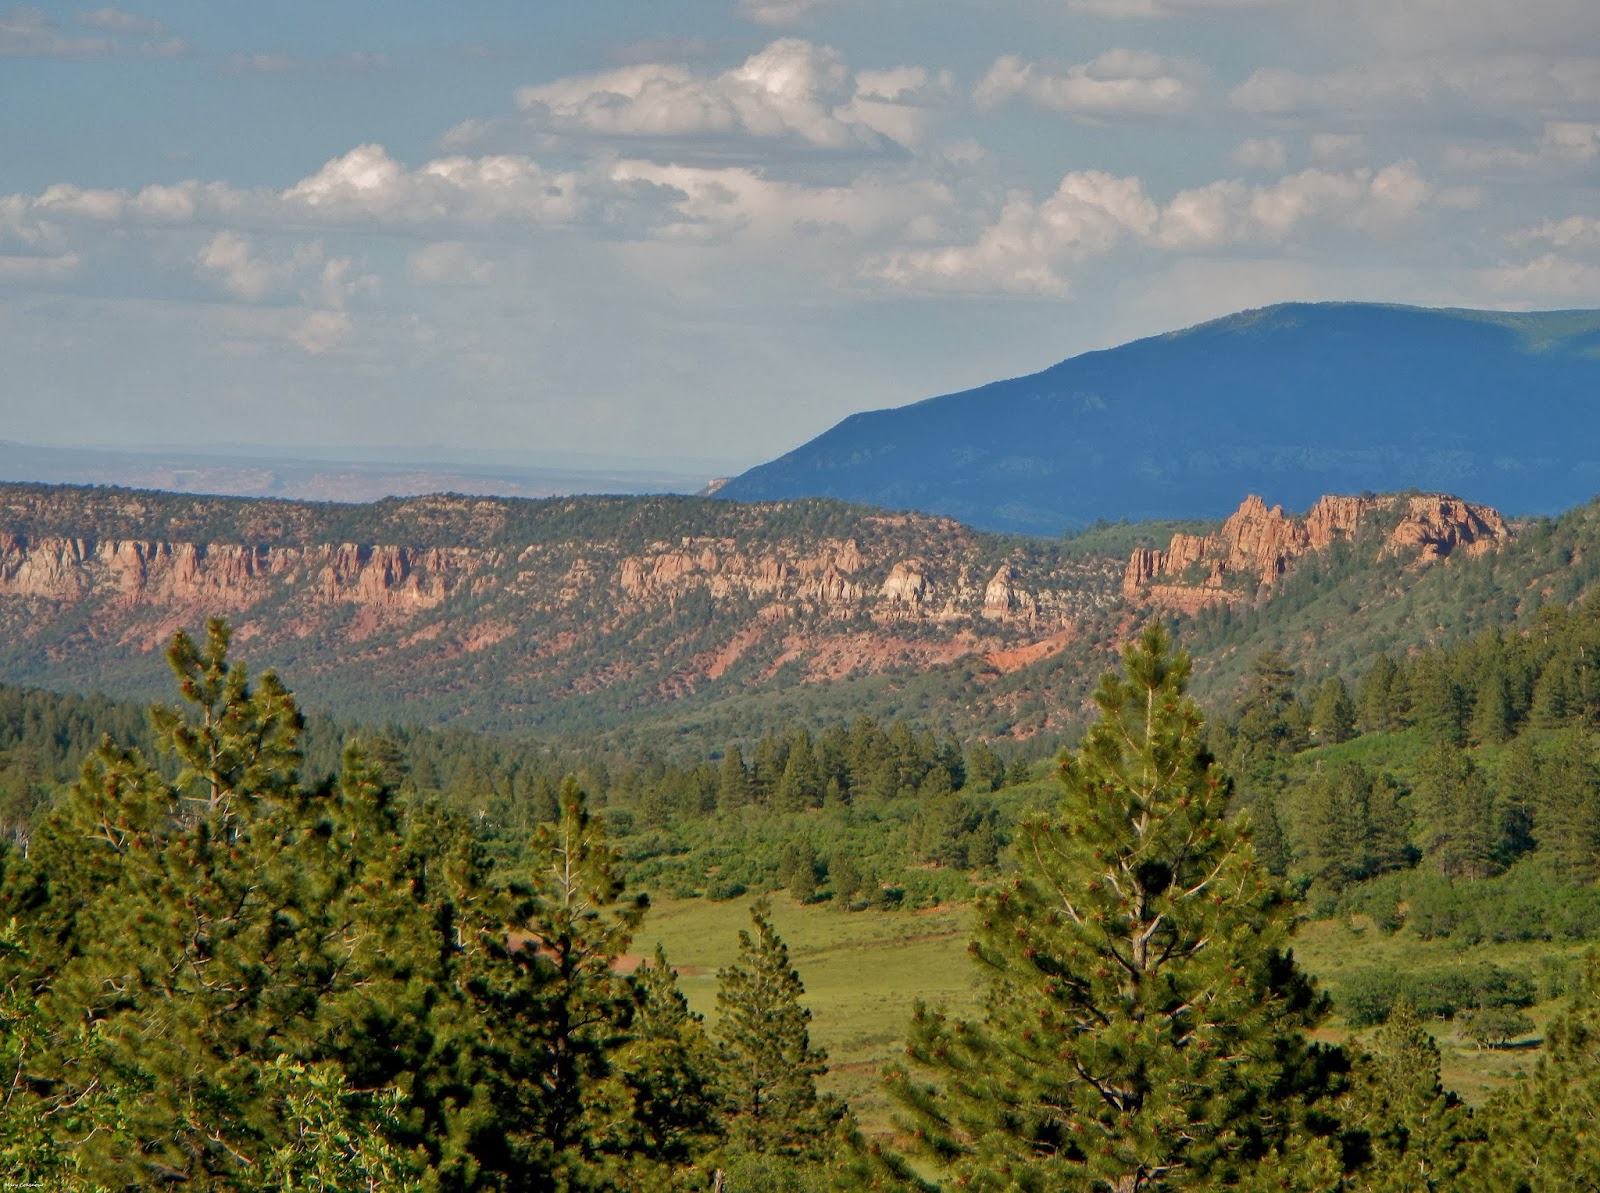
[280,144,598,228]
[408,242,496,285]
[609,160,953,246]
[1512,215,1600,250]
[288,310,353,355]
[0,251,81,281]
[975,51,1201,120]
[0,4,185,58]
[864,161,1438,295]
[1231,137,1287,170]
[193,232,376,312]
[735,0,841,27]
[861,170,1159,295]
[76,8,164,34]
[1232,56,1600,122]
[510,39,925,155]
[225,50,390,75]
[1445,120,1600,175]
[1309,133,1364,161]
[1067,0,1290,17]
[1347,0,1600,55]
[1158,162,1433,248]
[194,231,313,301]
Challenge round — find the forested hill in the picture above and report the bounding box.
[0,483,1123,735]
[717,303,1600,534]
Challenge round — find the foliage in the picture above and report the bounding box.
[881,624,1335,1191]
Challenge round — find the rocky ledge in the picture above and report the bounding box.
[1123,493,1511,614]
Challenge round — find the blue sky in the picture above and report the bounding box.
[5,0,1600,473]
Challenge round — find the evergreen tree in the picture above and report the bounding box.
[718,745,753,812]
[775,730,823,813]
[1226,650,1309,789]
[882,624,1334,1192]
[1537,730,1600,884]
[1309,676,1357,746]
[519,777,649,1185]
[1356,654,1403,733]
[714,900,843,1159]
[1469,667,1515,746]
[613,946,725,1178]
[1338,999,1474,1191]
[780,838,821,903]
[966,741,1006,793]
[1415,744,1498,880]
[1464,952,1600,1192]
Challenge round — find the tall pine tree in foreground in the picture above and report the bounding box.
[714,900,845,1161]
[882,623,1337,1192]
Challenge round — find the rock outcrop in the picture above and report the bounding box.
[1123,492,1511,613]
[0,534,469,614]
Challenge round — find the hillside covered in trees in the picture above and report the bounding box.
[9,619,1600,1189]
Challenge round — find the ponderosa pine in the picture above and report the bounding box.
[881,622,1336,1192]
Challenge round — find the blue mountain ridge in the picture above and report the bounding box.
[716,302,1600,535]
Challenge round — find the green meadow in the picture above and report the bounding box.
[642,891,1590,1136]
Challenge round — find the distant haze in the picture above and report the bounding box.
[0,441,732,504]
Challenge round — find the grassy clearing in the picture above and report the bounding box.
[641,891,1590,1135]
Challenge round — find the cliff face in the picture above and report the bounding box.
[1123,492,1511,613]
[0,485,1124,731]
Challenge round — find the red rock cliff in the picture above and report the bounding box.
[1123,492,1511,613]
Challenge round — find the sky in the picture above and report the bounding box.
[5,1,1600,474]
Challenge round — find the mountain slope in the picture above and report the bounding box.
[717,303,1600,535]
[0,484,1122,734]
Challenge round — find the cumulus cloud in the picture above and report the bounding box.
[975,50,1202,120]
[1158,162,1433,248]
[288,310,353,355]
[508,39,931,156]
[1512,215,1600,250]
[609,160,953,246]
[193,231,376,312]
[0,5,185,58]
[865,161,1437,295]
[861,170,1159,295]
[1446,121,1600,174]
[280,144,601,228]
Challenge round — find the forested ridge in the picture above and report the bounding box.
[11,491,1600,1186]
[7,616,1600,1187]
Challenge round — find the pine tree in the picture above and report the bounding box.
[1463,952,1600,1191]
[714,900,843,1159]
[1309,676,1357,746]
[519,777,649,1183]
[1469,668,1515,745]
[1338,998,1474,1191]
[775,730,823,813]
[780,838,821,903]
[612,946,724,1176]
[718,745,753,812]
[882,624,1334,1192]
[1356,654,1403,733]
[1415,744,1498,880]
[1537,730,1600,883]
